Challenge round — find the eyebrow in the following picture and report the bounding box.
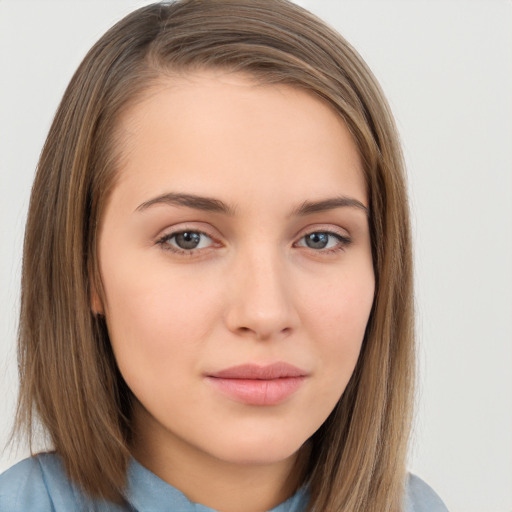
[135,192,236,215]
[292,196,368,217]
[135,192,368,216]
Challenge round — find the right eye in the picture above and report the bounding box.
[158,230,214,253]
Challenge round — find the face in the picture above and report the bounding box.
[95,71,374,472]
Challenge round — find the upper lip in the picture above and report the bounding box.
[208,362,307,380]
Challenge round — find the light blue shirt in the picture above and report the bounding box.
[0,453,448,511]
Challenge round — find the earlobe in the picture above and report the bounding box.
[90,281,105,316]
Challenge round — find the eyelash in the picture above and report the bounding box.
[156,229,352,256]
[156,230,217,256]
[294,231,352,254]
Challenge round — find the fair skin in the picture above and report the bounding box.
[94,71,374,512]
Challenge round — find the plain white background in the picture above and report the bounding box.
[0,1,510,511]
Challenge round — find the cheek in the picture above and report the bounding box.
[101,257,223,378]
[302,265,374,339]
[299,265,374,385]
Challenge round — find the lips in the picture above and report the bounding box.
[206,363,307,406]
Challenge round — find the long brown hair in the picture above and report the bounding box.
[15,1,414,510]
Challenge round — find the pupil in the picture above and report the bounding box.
[176,232,201,249]
[306,232,328,249]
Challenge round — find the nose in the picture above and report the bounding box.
[224,249,299,340]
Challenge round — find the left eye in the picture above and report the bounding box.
[296,232,347,250]
[160,231,213,251]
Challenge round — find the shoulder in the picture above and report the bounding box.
[404,473,449,512]
[0,453,94,512]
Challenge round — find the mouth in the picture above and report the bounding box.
[206,362,307,406]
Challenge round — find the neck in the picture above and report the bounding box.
[130,404,308,512]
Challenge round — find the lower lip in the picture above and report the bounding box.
[206,376,305,406]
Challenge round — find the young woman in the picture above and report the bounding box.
[0,1,449,511]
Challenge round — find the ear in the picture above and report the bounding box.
[90,279,105,316]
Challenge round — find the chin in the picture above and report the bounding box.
[204,428,309,467]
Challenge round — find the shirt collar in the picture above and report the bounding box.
[125,458,309,512]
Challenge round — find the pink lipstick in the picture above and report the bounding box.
[206,363,307,406]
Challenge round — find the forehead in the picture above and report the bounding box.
[109,70,366,212]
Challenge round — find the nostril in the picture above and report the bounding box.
[236,325,293,340]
